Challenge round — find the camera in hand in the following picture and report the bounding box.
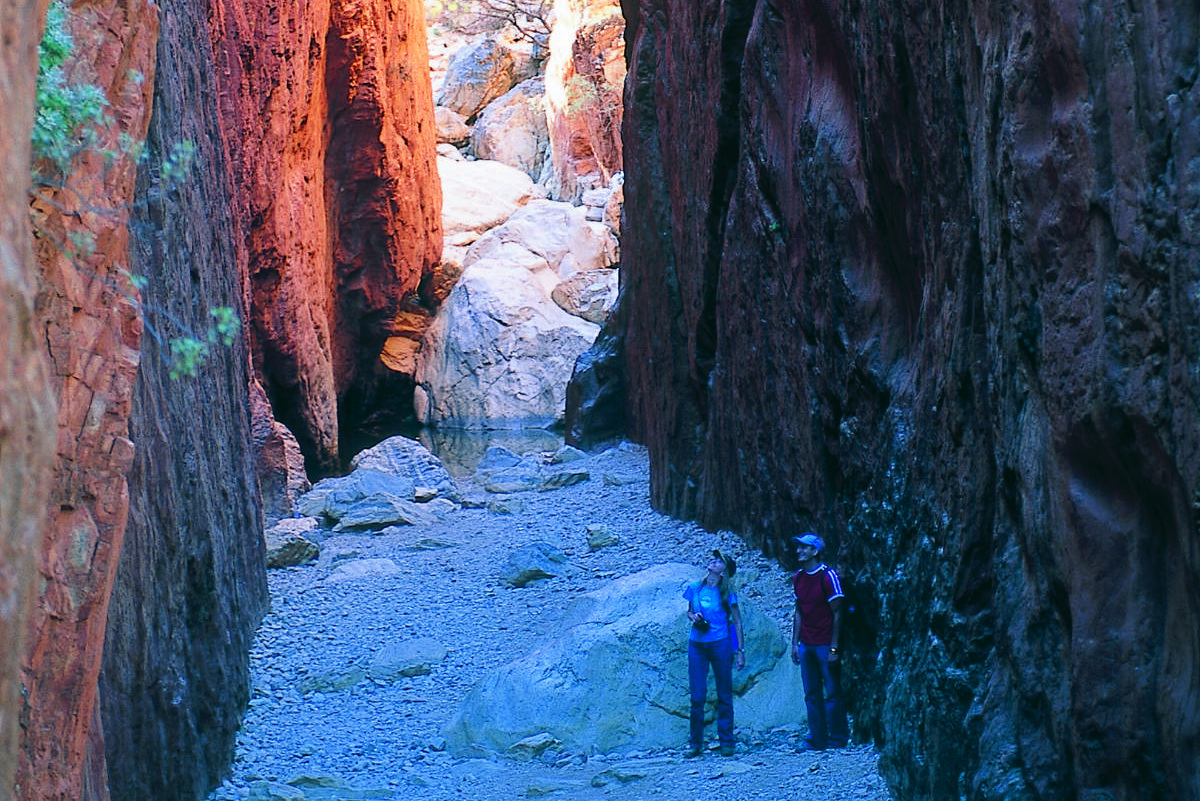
[692,615,711,633]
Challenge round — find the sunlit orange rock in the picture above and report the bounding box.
[544,0,625,201]
[210,0,442,477]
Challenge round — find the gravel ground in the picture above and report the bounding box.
[207,442,896,801]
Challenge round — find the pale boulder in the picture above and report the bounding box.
[435,105,471,144]
[368,638,449,680]
[413,259,600,429]
[436,36,521,120]
[439,157,537,247]
[441,563,804,755]
[264,518,321,568]
[551,268,619,324]
[465,199,618,281]
[325,558,403,583]
[471,77,549,181]
[350,436,460,501]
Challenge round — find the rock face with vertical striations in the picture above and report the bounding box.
[92,2,272,798]
[96,0,441,798]
[0,0,57,796]
[209,0,442,478]
[12,0,440,799]
[614,0,1200,798]
[544,0,625,201]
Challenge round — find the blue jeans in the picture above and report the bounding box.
[798,643,849,749]
[688,637,735,746]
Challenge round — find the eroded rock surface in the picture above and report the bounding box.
[615,0,1200,798]
[0,0,56,795]
[544,0,625,201]
[212,0,442,477]
[19,3,158,799]
[95,1,272,799]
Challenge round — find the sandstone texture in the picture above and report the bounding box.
[614,0,1200,798]
[18,2,158,799]
[0,0,55,795]
[210,0,442,477]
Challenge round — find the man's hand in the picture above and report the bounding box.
[791,644,800,664]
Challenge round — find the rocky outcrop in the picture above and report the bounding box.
[616,0,1200,798]
[414,199,616,430]
[471,77,550,180]
[210,0,442,477]
[18,2,159,799]
[437,36,527,121]
[543,0,625,201]
[443,563,803,755]
[0,0,56,795]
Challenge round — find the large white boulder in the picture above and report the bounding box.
[439,157,537,247]
[471,78,549,181]
[436,36,522,119]
[413,259,600,430]
[442,563,806,756]
[465,199,618,282]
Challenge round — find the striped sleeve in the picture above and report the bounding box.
[824,566,845,602]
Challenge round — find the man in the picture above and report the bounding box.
[791,532,849,751]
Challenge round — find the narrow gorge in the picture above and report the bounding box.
[1,1,1197,800]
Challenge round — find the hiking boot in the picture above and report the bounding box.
[797,739,826,753]
[719,743,735,757]
[685,743,703,758]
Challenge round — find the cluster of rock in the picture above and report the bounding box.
[256,441,811,785]
[265,436,611,572]
[397,2,626,434]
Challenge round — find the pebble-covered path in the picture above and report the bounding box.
[207,442,896,801]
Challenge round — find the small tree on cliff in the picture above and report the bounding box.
[30,0,236,379]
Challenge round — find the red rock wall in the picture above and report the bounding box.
[211,0,442,477]
[619,0,1200,797]
[0,0,55,795]
[10,0,439,798]
[96,0,441,797]
[545,0,626,201]
[17,2,159,799]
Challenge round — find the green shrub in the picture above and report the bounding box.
[31,1,238,380]
[32,0,111,177]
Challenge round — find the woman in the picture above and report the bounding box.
[683,549,746,757]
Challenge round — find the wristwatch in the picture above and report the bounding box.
[829,646,839,655]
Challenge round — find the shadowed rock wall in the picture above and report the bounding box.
[10,0,438,798]
[0,0,55,794]
[618,0,1200,797]
[93,0,271,798]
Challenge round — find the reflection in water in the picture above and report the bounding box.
[415,428,565,476]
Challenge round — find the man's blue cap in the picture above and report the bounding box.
[792,533,824,552]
